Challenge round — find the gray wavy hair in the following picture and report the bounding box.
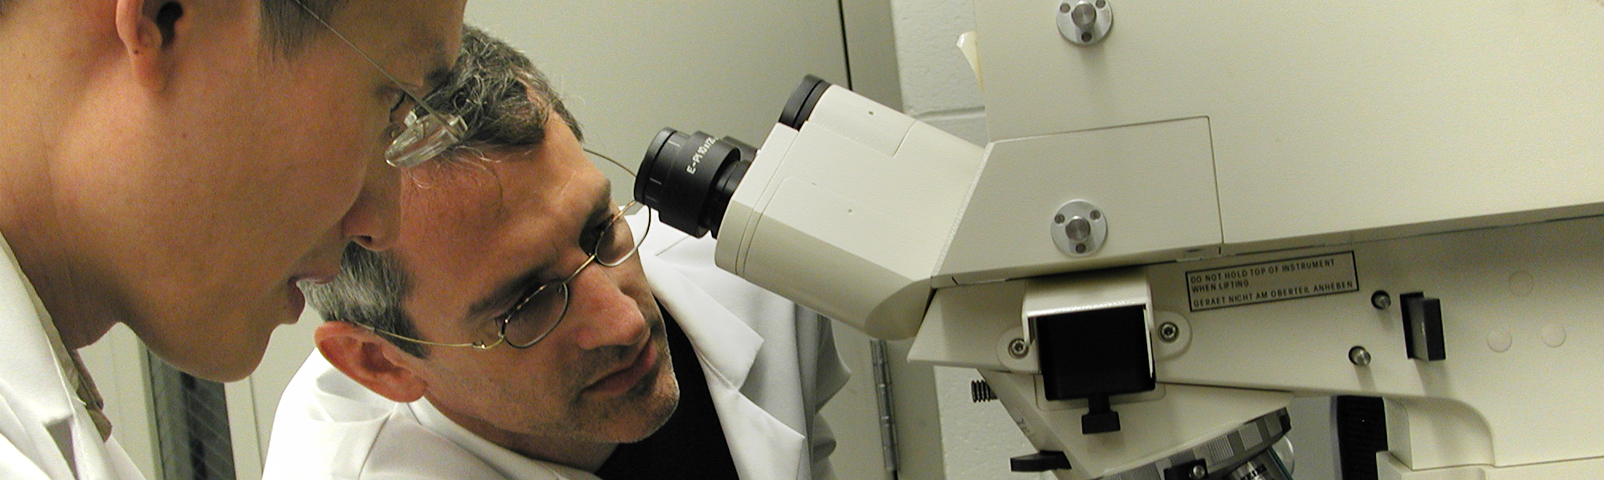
[301,25,578,358]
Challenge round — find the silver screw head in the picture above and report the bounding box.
[1008,338,1030,358]
[1190,464,1207,479]
[1070,2,1097,28]
[1349,346,1373,366]
[1371,291,1392,309]
[1158,322,1180,342]
[1066,217,1093,241]
[1052,200,1105,257]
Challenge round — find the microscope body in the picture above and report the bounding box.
[646,1,1604,478]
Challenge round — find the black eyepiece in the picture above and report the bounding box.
[635,128,756,238]
[635,76,834,238]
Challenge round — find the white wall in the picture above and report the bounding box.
[884,1,1337,478]
[461,1,851,206]
[78,325,159,480]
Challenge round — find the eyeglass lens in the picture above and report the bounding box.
[501,207,650,347]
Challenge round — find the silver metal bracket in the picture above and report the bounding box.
[1057,0,1113,46]
[1051,200,1108,257]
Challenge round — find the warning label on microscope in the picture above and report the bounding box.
[1186,252,1358,311]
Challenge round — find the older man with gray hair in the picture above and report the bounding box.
[263,26,848,480]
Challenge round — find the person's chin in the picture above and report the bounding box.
[177,307,279,382]
[152,334,270,382]
[617,365,681,443]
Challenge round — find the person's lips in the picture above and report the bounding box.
[284,265,339,321]
[585,341,660,395]
[291,267,341,287]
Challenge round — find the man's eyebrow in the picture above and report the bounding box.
[465,263,552,325]
[461,187,615,324]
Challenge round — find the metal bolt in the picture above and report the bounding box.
[1008,338,1030,358]
[1349,346,1372,366]
[1066,216,1093,241]
[1053,200,1105,256]
[1190,464,1207,479]
[1371,291,1392,309]
[1071,3,1097,29]
[1060,2,1071,13]
[1158,322,1180,342]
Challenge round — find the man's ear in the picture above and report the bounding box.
[315,322,430,403]
[114,0,185,88]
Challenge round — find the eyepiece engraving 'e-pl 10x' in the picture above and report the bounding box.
[635,128,756,238]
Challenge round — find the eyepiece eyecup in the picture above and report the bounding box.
[779,75,833,130]
[637,75,829,240]
[634,128,755,238]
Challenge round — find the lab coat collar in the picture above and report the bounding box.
[408,398,599,480]
[639,252,764,391]
[0,233,73,425]
[640,251,806,480]
[0,232,116,479]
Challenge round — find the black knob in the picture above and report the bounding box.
[1010,451,1072,472]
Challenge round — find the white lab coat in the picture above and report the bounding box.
[0,233,145,480]
[264,214,850,480]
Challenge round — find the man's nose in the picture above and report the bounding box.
[342,160,401,251]
[565,265,650,351]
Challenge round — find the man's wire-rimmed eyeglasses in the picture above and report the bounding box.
[289,0,466,167]
[363,201,653,350]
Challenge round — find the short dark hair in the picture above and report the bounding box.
[259,0,346,54]
[0,1,340,49]
[302,25,581,358]
[429,25,584,158]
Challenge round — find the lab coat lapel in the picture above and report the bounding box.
[640,252,806,480]
[0,234,122,479]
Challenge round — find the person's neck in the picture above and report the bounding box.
[0,13,125,351]
[429,395,619,472]
[0,145,123,351]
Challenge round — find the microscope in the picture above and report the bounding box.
[634,1,1604,479]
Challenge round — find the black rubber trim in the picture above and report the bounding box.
[1335,396,1387,480]
[636,127,678,203]
[778,75,833,129]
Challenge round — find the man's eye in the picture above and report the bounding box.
[579,220,612,253]
[389,89,412,113]
[387,90,419,125]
